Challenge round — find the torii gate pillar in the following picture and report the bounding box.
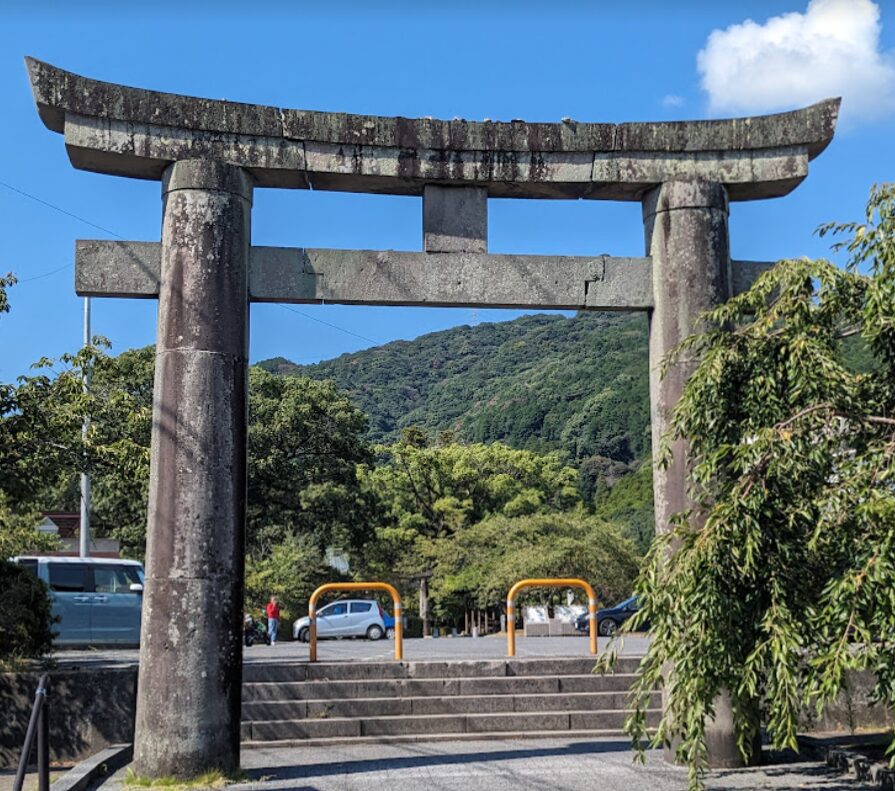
[645,180,729,534]
[133,160,252,776]
[644,180,749,767]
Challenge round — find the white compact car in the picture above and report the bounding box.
[293,599,386,642]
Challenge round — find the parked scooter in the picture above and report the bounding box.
[243,614,271,647]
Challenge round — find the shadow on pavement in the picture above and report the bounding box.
[245,740,635,782]
[707,761,860,791]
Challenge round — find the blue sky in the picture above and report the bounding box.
[1,1,893,381]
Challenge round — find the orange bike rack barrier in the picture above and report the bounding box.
[506,578,598,657]
[308,582,403,662]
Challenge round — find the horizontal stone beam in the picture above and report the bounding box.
[30,58,839,201]
[75,240,778,311]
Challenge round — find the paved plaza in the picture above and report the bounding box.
[93,740,871,791]
[54,634,652,668]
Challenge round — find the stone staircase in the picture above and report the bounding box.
[241,656,658,746]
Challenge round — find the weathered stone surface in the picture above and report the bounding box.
[558,674,639,693]
[74,240,160,297]
[466,712,570,733]
[593,146,810,201]
[643,180,731,537]
[77,243,651,309]
[643,180,747,770]
[409,695,515,715]
[423,186,487,253]
[27,58,839,199]
[291,250,650,310]
[570,710,659,730]
[458,677,560,696]
[361,714,467,736]
[732,259,776,294]
[242,700,310,721]
[306,698,413,719]
[76,240,775,311]
[133,160,251,778]
[250,719,361,741]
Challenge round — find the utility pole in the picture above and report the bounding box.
[79,297,91,558]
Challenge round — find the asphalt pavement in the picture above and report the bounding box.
[53,633,652,667]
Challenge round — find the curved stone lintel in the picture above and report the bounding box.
[27,57,840,200]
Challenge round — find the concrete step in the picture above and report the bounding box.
[243,673,640,702]
[242,729,638,748]
[242,690,661,722]
[242,656,643,684]
[242,708,661,741]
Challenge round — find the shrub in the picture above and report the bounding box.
[0,560,55,661]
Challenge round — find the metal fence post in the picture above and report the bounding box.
[13,674,49,791]
[37,688,49,791]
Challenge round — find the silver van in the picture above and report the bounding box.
[13,556,144,647]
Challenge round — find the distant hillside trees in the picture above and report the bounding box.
[260,311,652,460]
[261,310,657,546]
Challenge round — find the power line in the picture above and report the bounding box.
[0,177,120,284]
[1,177,383,348]
[276,304,379,345]
[0,179,125,239]
[17,263,73,283]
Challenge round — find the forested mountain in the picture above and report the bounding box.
[259,311,656,551]
[259,311,651,466]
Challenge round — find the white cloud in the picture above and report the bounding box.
[697,0,895,121]
[661,94,686,108]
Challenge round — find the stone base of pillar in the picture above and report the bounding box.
[663,691,761,769]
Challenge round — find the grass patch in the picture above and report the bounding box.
[124,768,248,790]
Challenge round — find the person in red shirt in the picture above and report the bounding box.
[266,596,281,645]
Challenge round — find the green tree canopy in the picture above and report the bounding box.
[359,428,582,630]
[0,341,151,553]
[0,559,55,663]
[247,367,375,558]
[612,185,895,788]
[428,512,639,617]
[593,459,655,555]
[243,533,343,620]
[0,347,375,564]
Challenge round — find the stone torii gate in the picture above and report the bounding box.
[26,57,838,777]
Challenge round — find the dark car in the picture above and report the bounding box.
[575,596,646,637]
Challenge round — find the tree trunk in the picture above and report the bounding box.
[419,577,430,637]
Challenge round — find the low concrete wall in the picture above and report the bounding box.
[0,666,137,768]
[801,669,894,734]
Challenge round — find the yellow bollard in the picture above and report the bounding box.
[505,578,599,658]
[308,601,317,662]
[587,596,597,656]
[506,600,516,657]
[308,581,403,663]
[393,601,403,661]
